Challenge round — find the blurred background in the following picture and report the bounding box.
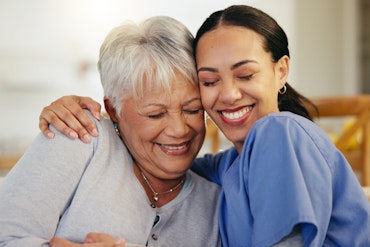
[0,0,369,159]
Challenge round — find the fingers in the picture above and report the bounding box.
[39,104,80,141]
[114,239,126,247]
[50,237,81,247]
[84,232,111,243]
[50,235,125,247]
[39,116,55,139]
[84,233,125,247]
[76,96,102,121]
[39,95,101,143]
[53,96,99,140]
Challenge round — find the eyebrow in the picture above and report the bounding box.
[197,59,258,73]
[177,97,202,107]
[144,96,202,108]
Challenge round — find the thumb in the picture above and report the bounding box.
[115,238,126,247]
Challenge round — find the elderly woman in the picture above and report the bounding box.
[0,16,221,246]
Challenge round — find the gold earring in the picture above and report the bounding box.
[279,85,287,95]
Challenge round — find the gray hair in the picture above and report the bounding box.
[98,16,198,116]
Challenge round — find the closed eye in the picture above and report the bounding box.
[202,80,218,87]
[148,112,165,119]
[239,74,253,80]
[184,108,204,115]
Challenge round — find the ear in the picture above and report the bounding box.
[276,55,290,84]
[104,97,119,122]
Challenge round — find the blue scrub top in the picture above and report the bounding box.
[193,112,370,247]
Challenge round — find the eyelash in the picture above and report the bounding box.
[202,74,254,87]
[202,81,217,87]
[148,113,165,119]
[185,109,203,115]
[147,109,203,119]
[240,74,253,80]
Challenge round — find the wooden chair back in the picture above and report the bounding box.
[0,155,20,175]
[305,95,370,186]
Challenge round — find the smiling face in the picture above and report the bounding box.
[106,71,205,180]
[196,25,289,152]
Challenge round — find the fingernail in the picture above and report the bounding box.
[47,132,55,139]
[69,132,78,139]
[82,134,91,143]
[94,113,101,120]
[84,237,93,243]
[91,129,98,136]
[116,238,125,245]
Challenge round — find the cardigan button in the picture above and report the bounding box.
[151,234,158,240]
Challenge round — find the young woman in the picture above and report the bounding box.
[39,5,370,246]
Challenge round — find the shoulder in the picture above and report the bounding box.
[61,110,120,148]
[250,112,330,145]
[254,112,317,131]
[82,111,130,160]
[82,110,116,139]
[243,112,338,166]
[188,170,221,192]
[195,148,238,167]
[48,110,113,142]
[184,171,220,211]
[44,111,126,166]
[243,111,339,172]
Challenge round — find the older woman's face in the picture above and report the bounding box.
[196,25,289,153]
[117,71,205,179]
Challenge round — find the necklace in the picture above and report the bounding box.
[140,171,185,202]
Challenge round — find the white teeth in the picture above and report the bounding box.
[222,107,251,120]
[160,143,187,150]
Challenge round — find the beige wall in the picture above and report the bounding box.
[294,0,360,96]
[0,0,361,152]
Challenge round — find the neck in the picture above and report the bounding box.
[133,163,185,207]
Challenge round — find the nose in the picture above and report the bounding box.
[164,113,189,138]
[219,80,242,105]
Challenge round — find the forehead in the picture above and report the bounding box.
[201,25,263,42]
[133,72,199,105]
[196,26,269,69]
[197,26,264,55]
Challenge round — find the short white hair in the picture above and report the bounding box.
[98,16,198,116]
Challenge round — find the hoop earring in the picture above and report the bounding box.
[279,85,287,95]
[113,122,121,138]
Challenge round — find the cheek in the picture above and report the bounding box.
[188,114,206,138]
[200,87,217,110]
[251,76,278,98]
[119,119,156,145]
[197,119,206,135]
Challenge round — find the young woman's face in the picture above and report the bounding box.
[110,71,205,180]
[196,25,289,152]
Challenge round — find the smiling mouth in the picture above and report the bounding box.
[221,106,253,120]
[159,142,189,150]
[157,142,190,155]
